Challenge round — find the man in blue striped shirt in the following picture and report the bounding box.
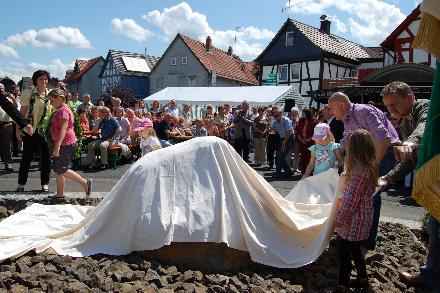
[270,107,295,178]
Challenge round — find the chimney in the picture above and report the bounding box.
[206,36,212,51]
[227,46,233,56]
[320,19,331,35]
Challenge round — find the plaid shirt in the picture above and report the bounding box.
[336,166,375,241]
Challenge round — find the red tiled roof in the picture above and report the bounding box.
[64,56,104,82]
[179,34,259,85]
[381,5,420,49]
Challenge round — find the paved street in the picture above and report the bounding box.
[0,153,426,229]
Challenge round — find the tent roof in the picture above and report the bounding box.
[144,86,305,107]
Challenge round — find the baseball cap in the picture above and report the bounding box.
[133,118,153,132]
[312,123,331,141]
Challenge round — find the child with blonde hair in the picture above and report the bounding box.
[301,123,342,179]
[333,129,378,291]
[133,118,161,157]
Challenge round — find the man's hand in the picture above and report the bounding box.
[394,143,414,163]
[378,176,390,189]
[23,124,33,136]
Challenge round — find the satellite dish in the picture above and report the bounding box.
[320,14,327,20]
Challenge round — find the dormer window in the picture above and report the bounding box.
[286,32,294,47]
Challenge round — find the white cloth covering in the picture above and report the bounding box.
[0,137,339,267]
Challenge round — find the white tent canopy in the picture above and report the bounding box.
[144,86,305,108]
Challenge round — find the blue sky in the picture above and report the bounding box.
[0,0,419,82]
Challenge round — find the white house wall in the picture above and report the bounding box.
[408,19,419,35]
[322,61,352,79]
[390,18,436,68]
[359,62,383,69]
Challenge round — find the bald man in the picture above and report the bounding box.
[328,92,400,251]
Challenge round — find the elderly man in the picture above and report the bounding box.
[328,92,400,250]
[270,107,295,178]
[156,113,180,147]
[233,100,254,163]
[322,105,344,143]
[86,106,130,169]
[378,82,435,289]
[163,99,179,117]
[78,93,93,115]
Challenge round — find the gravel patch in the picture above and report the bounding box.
[0,198,431,292]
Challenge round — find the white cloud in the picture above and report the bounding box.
[0,58,75,83]
[28,58,75,79]
[0,43,19,59]
[142,2,275,60]
[143,2,212,41]
[4,27,92,49]
[110,18,153,42]
[286,0,406,46]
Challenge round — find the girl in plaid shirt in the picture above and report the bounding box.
[334,129,378,292]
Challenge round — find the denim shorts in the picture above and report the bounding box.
[52,143,77,174]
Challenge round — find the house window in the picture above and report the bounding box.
[278,65,288,82]
[291,64,300,81]
[286,32,294,47]
[182,56,188,64]
[349,69,358,78]
[170,57,177,66]
[188,76,196,86]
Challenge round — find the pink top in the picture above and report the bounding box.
[51,104,77,146]
[206,124,217,136]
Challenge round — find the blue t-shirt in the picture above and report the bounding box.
[270,116,293,139]
[99,117,120,140]
[309,142,340,175]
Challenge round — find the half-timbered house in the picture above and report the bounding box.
[381,4,436,69]
[255,18,383,104]
[99,50,160,98]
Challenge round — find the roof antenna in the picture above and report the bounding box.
[282,1,303,17]
[234,26,240,44]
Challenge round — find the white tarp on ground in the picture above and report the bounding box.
[144,86,305,107]
[0,137,339,267]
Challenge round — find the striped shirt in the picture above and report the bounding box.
[336,166,375,241]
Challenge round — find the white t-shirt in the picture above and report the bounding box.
[140,136,161,156]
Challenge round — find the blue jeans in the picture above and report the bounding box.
[420,215,440,292]
[363,146,396,250]
[275,136,294,175]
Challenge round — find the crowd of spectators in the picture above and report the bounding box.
[0,71,437,291]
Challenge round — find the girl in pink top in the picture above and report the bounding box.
[204,115,219,136]
[48,88,92,199]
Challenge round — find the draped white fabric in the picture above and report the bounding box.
[0,137,339,267]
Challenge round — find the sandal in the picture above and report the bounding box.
[49,195,65,199]
[42,185,49,192]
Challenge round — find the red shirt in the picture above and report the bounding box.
[336,166,376,241]
[295,118,314,141]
